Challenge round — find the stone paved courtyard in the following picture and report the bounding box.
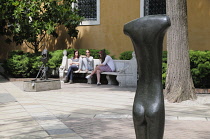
[0,75,210,138]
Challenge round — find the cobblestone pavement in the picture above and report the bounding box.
[60,118,210,139]
[0,75,210,139]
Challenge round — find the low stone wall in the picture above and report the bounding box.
[23,80,61,92]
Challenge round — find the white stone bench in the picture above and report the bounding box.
[59,50,137,86]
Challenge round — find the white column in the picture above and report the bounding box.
[140,0,144,17]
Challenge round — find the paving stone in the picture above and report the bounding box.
[165,116,178,120]
[0,116,34,125]
[41,123,69,130]
[0,93,17,103]
[1,108,26,114]
[127,115,133,118]
[46,128,74,135]
[0,120,39,131]
[0,126,44,137]
[36,119,61,125]
[8,131,50,139]
[51,133,83,139]
[0,104,23,111]
[95,114,129,119]
[178,116,207,121]
[1,79,210,139]
[0,112,31,120]
[69,113,95,118]
[33,115,58,121]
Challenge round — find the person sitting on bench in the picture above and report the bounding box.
[75,49,94,73]
[64,50,80,84]
[86,49,115,85]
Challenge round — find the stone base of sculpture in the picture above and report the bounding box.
[23,80,61,92]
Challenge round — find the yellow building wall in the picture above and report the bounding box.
[187,0,210,50]
[71,0,210,56]
[74,0,140,58]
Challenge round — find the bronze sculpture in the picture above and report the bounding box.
[24,49,61,92]
[124,15,171,139]
[35,49,49,80]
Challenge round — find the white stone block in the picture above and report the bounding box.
[23,80,61,92]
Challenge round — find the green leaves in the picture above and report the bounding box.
[6,54,31,77]
[45,22,56,34]
[12,1,19,6]
[0,0,83,53]
[119,51,133,60]
[190,50,210,88]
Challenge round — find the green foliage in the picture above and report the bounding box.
[0,0,83,53]
[3,51,43,77]
[4,52,31,77]
[3,48,113,77]
[48,50,63,69]
[119,50,210,88]
[90,49,111,59]
[4,49,210,88]
[190,50,210,88]
[161,50,210,88]
[66,49,76,58]
[29,54,43,77]
[119,51,133,60]
[162,51,167,87]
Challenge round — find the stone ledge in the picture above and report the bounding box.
[9,78,59,82]
[163,89,210,94]
[23,80,61,92]
[195,88,210,94]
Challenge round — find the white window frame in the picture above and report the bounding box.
[73,0,100,26]
[140,0,144,17]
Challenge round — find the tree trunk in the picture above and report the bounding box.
[34,44,39,53]
[165,0,197,103]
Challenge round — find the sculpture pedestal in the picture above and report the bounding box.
[23,80,61,92]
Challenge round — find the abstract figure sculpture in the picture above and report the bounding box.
[35,49,49,80]
[124,15,171,139]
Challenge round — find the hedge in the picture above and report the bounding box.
[119,50,210,88]
[189,50,210,88]
[119,51,133,60]
[3,49,111,78]
[3,49,210,88]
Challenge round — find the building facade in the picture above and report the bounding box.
[0,0,209,60]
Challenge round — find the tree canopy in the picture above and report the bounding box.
[0,0,83,53]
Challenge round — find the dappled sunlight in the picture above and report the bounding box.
[0,78,210,138]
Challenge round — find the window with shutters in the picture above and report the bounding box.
[77,0,100,25]
[144,0,166,16]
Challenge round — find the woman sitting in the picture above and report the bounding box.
[86,50,115,85]
[64,50,80,84]
[75,49,94,73]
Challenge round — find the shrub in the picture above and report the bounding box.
[118,50,210,88]
[4,52,31,77]
[29,54,43,77]
[48,50,64,69]
[66,49,75,58]
[161,50,210,88]
[119,51,133,60]
[7,49,209,88]
[3,48,114,78]
[190,50,210,88]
